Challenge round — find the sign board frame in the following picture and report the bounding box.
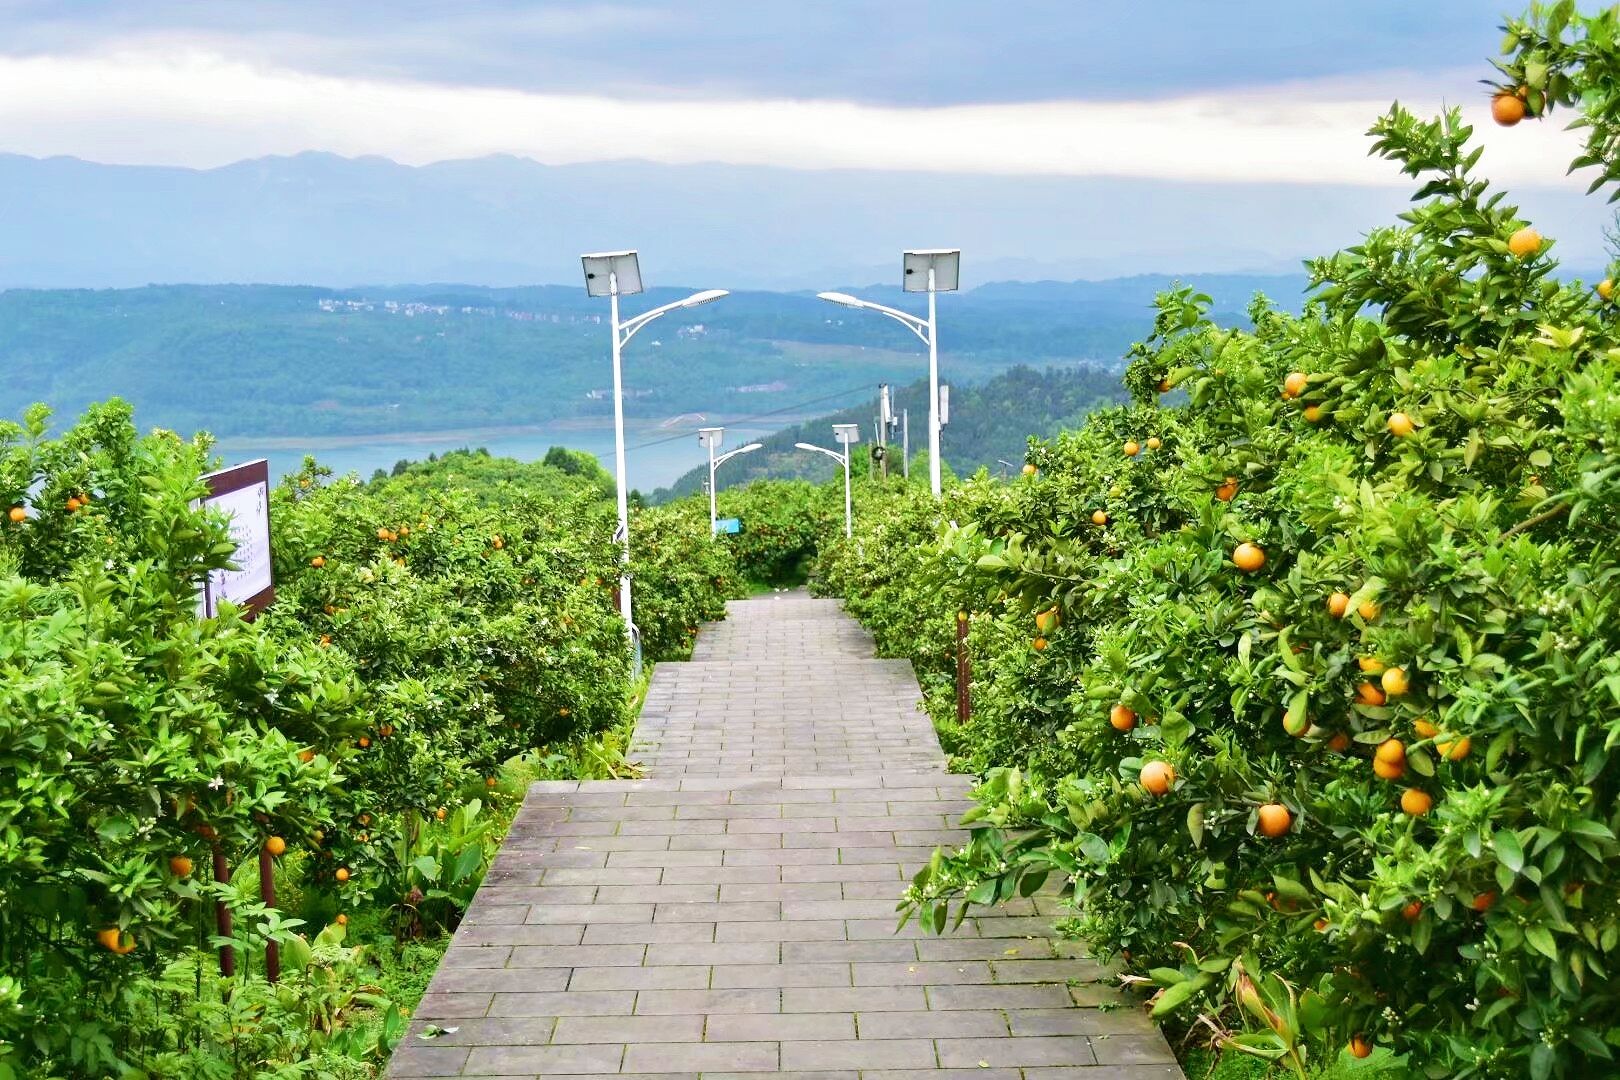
[714,517,742,535]
[198,459,275,620]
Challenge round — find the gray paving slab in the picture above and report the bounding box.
[388,592,1184,1078]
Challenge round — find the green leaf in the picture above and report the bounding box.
[1526,925,1558,960]
[1494,829,1525,874]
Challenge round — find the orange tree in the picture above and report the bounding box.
[818,7,1620,1076]
[0,402,355,1075]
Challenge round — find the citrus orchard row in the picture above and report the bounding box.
[816,7,1620,1075]
[0,421,736,1076]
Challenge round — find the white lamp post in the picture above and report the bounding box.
[697,426,762,536]
[581,250,728,635]
[817,248,958,498]
[795,423,860,537]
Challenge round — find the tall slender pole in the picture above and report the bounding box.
[902,409,910,479]
[842,450,852,537]
[707,439,718,537]
[927,267,941,498]
[609,278,632,635]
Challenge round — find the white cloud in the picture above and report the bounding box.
[0,46,1593,189]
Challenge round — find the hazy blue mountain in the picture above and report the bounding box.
[1,152,1607,292]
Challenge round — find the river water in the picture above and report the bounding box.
[214,415,804,493]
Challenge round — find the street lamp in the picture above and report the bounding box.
[795,423,860,537]
[817,248,958,498]
[697,426,762,536]
[581,250,728,635]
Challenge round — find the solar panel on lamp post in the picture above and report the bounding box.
[816,249,958,499]
[581,250,728,636]
[698,427,761,536]
[794,422,861,537]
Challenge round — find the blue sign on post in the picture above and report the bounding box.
[714,517,742,535]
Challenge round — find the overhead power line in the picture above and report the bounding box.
[624,384,874,453]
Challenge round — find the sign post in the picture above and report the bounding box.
[198,460,275,619]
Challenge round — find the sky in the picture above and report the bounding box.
[0,1,1611,282]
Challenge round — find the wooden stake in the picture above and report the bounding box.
[212,842,234,977]
[259,845,279,983]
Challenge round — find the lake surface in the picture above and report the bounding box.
[215,415,807,493]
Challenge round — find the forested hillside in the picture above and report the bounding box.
[0,277,1297,441]
[651,364,1132,500]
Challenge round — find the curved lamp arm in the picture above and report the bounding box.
[794,442,846,467]
[714,442,763,468]
[620,289,729,345]
[815,291,930,345]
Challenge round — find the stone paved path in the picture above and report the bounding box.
[388,593,1185,1079]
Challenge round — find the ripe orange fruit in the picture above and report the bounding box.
[1387,412,1414,437]
[265,836,287,857]
[1256,803,1292,838]
[1035,608,1059,635]
[1508,226,1542,258]
[299,749,316,763]
[485,776,498,788]
[1091,510,1108,526]
[1492,91,1526,126]
[1374,756,1405,781]
[1436,734,1472,761]
[1313,918,1329,932]
[335,867,350,883]
[1413,718,1439,739]
[376,527,390,540]
[1349,1035,1373,1059]
[1356,682,1386,707]
[357,735,370,748]
[97,927,137,954]
[1402,900,1424,922]
[358,813,372,826]
[1283,371,1308,398]
[1327,592,1350,618]
[66,496,82,512]
[1215,477,1239,502]
[559,706,572,717]
[1232,543,1265,573]
[335,913,348,926]
[1400,788,1434,816]
[319,634,332,648]
[1302,404,1324,423]
[1139,761,1176,796]
[435,807,448,821]
[1599,278,1614,301]
[1375,738,1406,765]
[1021,463,1037,477]
[6,506,24,523]
[1109,704,1137,732]
[1032,636,1048,651]
[1381,667,1410,697]
[1471,891,1497,912]
[1145,437,1161,451]
[1282,708,1310,738]
[1358,655,1385,674]
[1123,440,1140,457]
[1326,731,1352,753]
[169,855,193,877]
[1157,378,1173,393]
[310,556,326,568]
[1357,599,1381,621]
[492,536,505,550]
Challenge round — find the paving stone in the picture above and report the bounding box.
[462,1042,626,1075]
[705,1012,857,1042]
[779,1038,936,1070]
[622,1041,779,1073]
[552,1013,705,1043]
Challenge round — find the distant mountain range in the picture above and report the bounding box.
[2,151,1608,292]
